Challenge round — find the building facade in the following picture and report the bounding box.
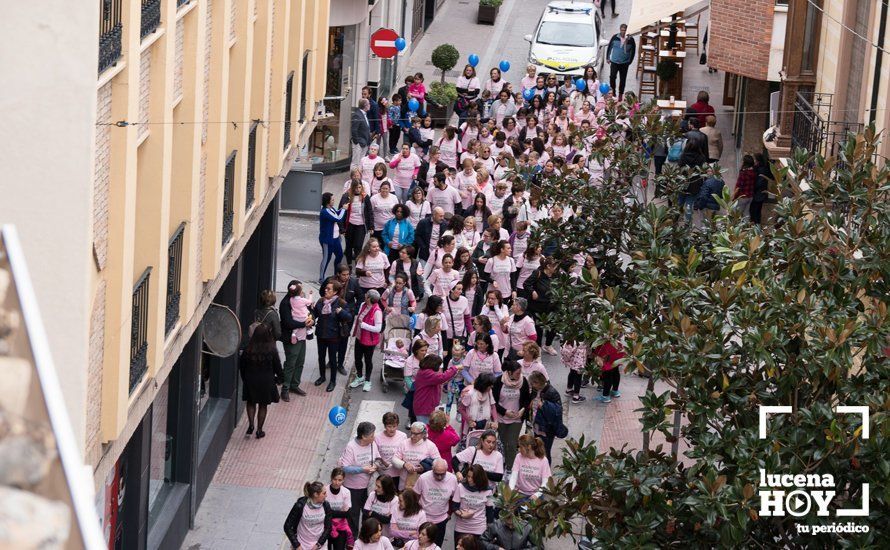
[770,0,890,161]
[1,1,330,549]
[708,0,786,162]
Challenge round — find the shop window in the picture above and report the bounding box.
[148,379,175,520]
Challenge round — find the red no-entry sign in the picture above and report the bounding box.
[370,28,399,59]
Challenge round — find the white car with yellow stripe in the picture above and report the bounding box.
[524,1,608,77]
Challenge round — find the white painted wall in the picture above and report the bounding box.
[0,2,97,456]
[768,5,788,82]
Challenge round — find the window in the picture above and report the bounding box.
[299,51,310,122]
[222,152,236,245]
[165,223,185,334]
[148,380,174,518]
[246,125,257,210]
[130,268,151,394]
[98,0,123,74]
[284,72,294,150]
[801,0,821,73]
[536,22,596,47]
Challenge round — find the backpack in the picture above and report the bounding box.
[667,138,686,162]
[248,309,276,340]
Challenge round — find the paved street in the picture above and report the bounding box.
[183,1,721,549]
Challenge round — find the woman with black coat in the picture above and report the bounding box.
[284,481,333,550]
[312,280,354,393]
[678,135,709,224]
[749,153,771,225]
[524,257,557,350]
[339,178,374,267]
[240,324,283,439]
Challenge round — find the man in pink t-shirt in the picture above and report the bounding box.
[413,459,458,547]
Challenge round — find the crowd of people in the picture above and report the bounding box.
[235,57,772,548]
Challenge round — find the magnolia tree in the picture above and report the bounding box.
[524,100,889,547]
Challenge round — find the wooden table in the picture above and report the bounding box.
[656,99,687,109]
[660,30,687,38]
[659,50,687,59]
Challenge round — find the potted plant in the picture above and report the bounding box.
[426,81,458,128]
[431,43,459,83]
[478,0,503,25]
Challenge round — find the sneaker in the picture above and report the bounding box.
[595,395,612,403]
[610,390,622,398]
[572,394,587,403]
[363,381,372,392]
[565,388,574,396]
[543,345,557,356]
[349,376,365,389]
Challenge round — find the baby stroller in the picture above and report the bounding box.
[379,314,411,394]
[456,428,505,456]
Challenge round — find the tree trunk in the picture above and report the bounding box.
[642,375,656,452]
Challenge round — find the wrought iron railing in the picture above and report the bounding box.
[165,223,185,335]
[130,268,152,393]
[791,91,864,158]
[246,125,257,209]
[222,152,236,245]
[177,0,191,7]
[141,0,162,38]
[284,73,294,150]
[99,0,123,74]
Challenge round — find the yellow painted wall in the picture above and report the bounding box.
[91,0,331,482]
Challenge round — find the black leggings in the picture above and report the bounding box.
[317,339,340,383]
[346,487,367,538]
[602,368,620,396]
[345,223,366,266]
[750,200,765,225]
[532,312,556,346]
[567,369,583,394]
[601,0,617,15]
[328,532,348,550]
[355,341,375,379]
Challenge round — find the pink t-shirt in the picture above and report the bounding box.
[394,439,441,488]
[481,305,509,351]
[361,155,384,183]
[390,507,427,540]
[520,358,549,380]
[364,491,397,518]
[511,454,552,496]
[496,379,524,424]
[413,471,458,523]
[427,185,462,215]
[403,541,441,550]
[326,485,352,514]
[485,256,517,296]
[427,268,460,298]
[296,502,327,549]
[442,295,470,338]
[451,484,494,535]
[516,257,540,290]
[375,430,408,479]
[354,537,395,550]
[338,439,381,490]
[391,153,422,189]
[465,350,502,381]
[404,355,422,381]
[456,171,478,209]
[508,315,537,353]
[371,193,399,231]
[455,447,504,479]
[357,253,391,289]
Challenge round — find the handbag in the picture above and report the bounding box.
[460,447,479,478]
[699,52,707,65]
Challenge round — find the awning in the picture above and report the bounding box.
[625,0,706,35]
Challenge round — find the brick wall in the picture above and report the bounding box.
[202,0,213,144]
[85,279,106,467]
[709,0,775,80]
[174,18,185,100]
[93,84,112,270]
[138,49,152,140]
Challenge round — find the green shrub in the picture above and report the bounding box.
[480,0,503,6]
[427,82,458,106]
[431,44,460,83]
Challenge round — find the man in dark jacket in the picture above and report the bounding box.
[480,513,539,550]
[606,24,636,96]
[350,98,371,168]
[361,86,380,139]
[414,206,448,262]
[528,371,564,463]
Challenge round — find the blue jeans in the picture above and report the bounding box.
[394,186,411,203]
[319,240,344,282]
[679,194,696,223]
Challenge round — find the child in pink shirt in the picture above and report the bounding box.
[408,72,427,110]
[518,341,549,380]
[561,340,589,403]
[509,435,552,498]
[288,282,314,343]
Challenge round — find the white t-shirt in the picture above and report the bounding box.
[406,200,431,227]
[427,186,462,215]
[357,253,391,289]
[349,196,365,226]
[485,255,517,296]
[391,153,422,189]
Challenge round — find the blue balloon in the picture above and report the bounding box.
[522,88,535,101]
[599,82,611,95]
[408,98,420,112]
[574,78,586,92]
[468,54,480,67]
[329,406,347,427]
[394,37,406,52]
[499,60,511,73]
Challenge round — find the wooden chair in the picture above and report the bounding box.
[685,14,700,55]
[638,65,657,100]
[637,45,657,79]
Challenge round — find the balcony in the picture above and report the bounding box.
[98,0,123,74]
[130,267,151,393]
[165,224,185,335]
[791,92,863,158]
[246,125,257,210]
[222,152,236,245]
[141,0,162,39]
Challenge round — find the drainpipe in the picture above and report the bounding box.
[869,0,888,124]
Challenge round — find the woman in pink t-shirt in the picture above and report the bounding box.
[465,333,502,382]
[326,468,353,549]
[453,430,504,487]
[374,412,408,483]
[509,434,552,500]
[518,341,549,380]
[451,464,494,539]
[484,240,517,299]
[389,489,427,545]
[480,290,509,356]
[337,422,381,536]
[506,297,537,354]
[355,238,391,296]
[363,474,398,537]
[354,517,395,550]
[402,522,441,550]
[284,481,333,550]
[391,422,442,489]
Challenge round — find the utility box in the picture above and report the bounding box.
[280,169,324,213]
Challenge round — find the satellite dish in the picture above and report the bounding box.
[203,304,242,357]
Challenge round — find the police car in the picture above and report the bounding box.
[524,1,608,77]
